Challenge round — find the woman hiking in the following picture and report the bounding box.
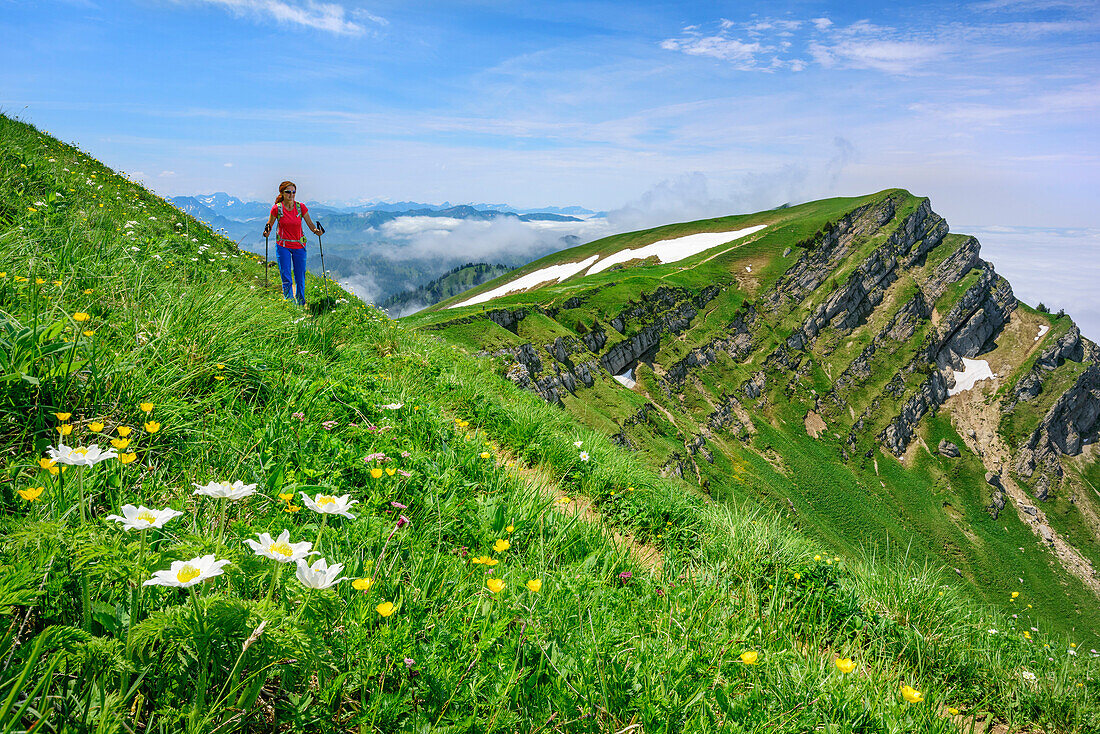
[263,181,323,305]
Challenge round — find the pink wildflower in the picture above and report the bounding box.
[391,501,407,509]
[291,412,305,421]
[321,420,338,431]
[396,515,410,528]
[398,469,411,477]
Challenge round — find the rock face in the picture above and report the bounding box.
[938,439,960,457]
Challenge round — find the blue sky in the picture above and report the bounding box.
[3,0,1099,329]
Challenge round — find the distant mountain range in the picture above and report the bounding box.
[167,193,599,304]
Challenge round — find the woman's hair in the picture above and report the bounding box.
[275,180,297,205]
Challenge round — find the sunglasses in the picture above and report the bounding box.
[283,189,296,194]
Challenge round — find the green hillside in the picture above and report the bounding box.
[407,190,1100,646]
[1,114,1097,733]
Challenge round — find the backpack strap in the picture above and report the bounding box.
[275,201,307,246]
[275,202,301,220]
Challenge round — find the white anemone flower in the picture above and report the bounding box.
[579,451,590,462]
[573,440,582,448]
[143,554,231,588]
[106,504,184,531]
[295,557,349,589]
[300,492,358,519]
[192,480,258,500]
[244,529,314,563]
[48,443,118,466]
[381,403,403,410]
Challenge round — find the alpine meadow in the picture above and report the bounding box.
[1,105,1099,734]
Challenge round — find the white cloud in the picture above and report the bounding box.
[223,162,233,167]
[812,17,833,30]
[159,170,176,177]
[810,38,948,73]
[661,35,769,65]
[338,271,382,303]
[379,216,468,237]
[382,216,606,266]
[187,0,383,36]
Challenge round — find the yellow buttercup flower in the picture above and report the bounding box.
[385,467,396,476]
[214,375,225,381]
[900,685,924,704]
[814,555,821,561]
[740,651,759,665]
[35,277,45,284]
[506,525,515,533]
[57,424,73,436]
[82,330,94,337]
[54,412,72,420]
[111,437,131,450]
[493,539,510,553]
[88,421,104,433]
[284,503,301,513]
[52,280,62,286]
[480,451,490,459]
[38,458,56,471]
[278,492,294,502]
[1011,591,1019,599]
[72,312,90,322]
[144,421,161,433]
[370,467,383,479]
[526,579,542,593]
[116,426,133,437]
[215,363,226,370]
[835,658,855,673]
[376,601,395,617]
[486,578,505,593]
[353,577,374,591]
[948,707,960,716]
[470,555,498,566]
[83,288,94,294]
[118,452,138,464]
[793,572,801,580]
[139,402,154,413]
[18,486,44,502]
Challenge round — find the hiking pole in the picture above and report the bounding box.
[264,232,269,290]
[315,220,328,302]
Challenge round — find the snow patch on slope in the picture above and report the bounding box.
[585,225,766,276]
[948,358,995,396]
[451,255,600,308]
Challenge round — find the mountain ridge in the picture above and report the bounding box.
[406,188,1100,630]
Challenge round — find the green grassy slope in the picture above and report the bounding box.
[404,187,1100,649]
[1,114,1097,733]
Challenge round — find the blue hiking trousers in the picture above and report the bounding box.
[276,245,307,305]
